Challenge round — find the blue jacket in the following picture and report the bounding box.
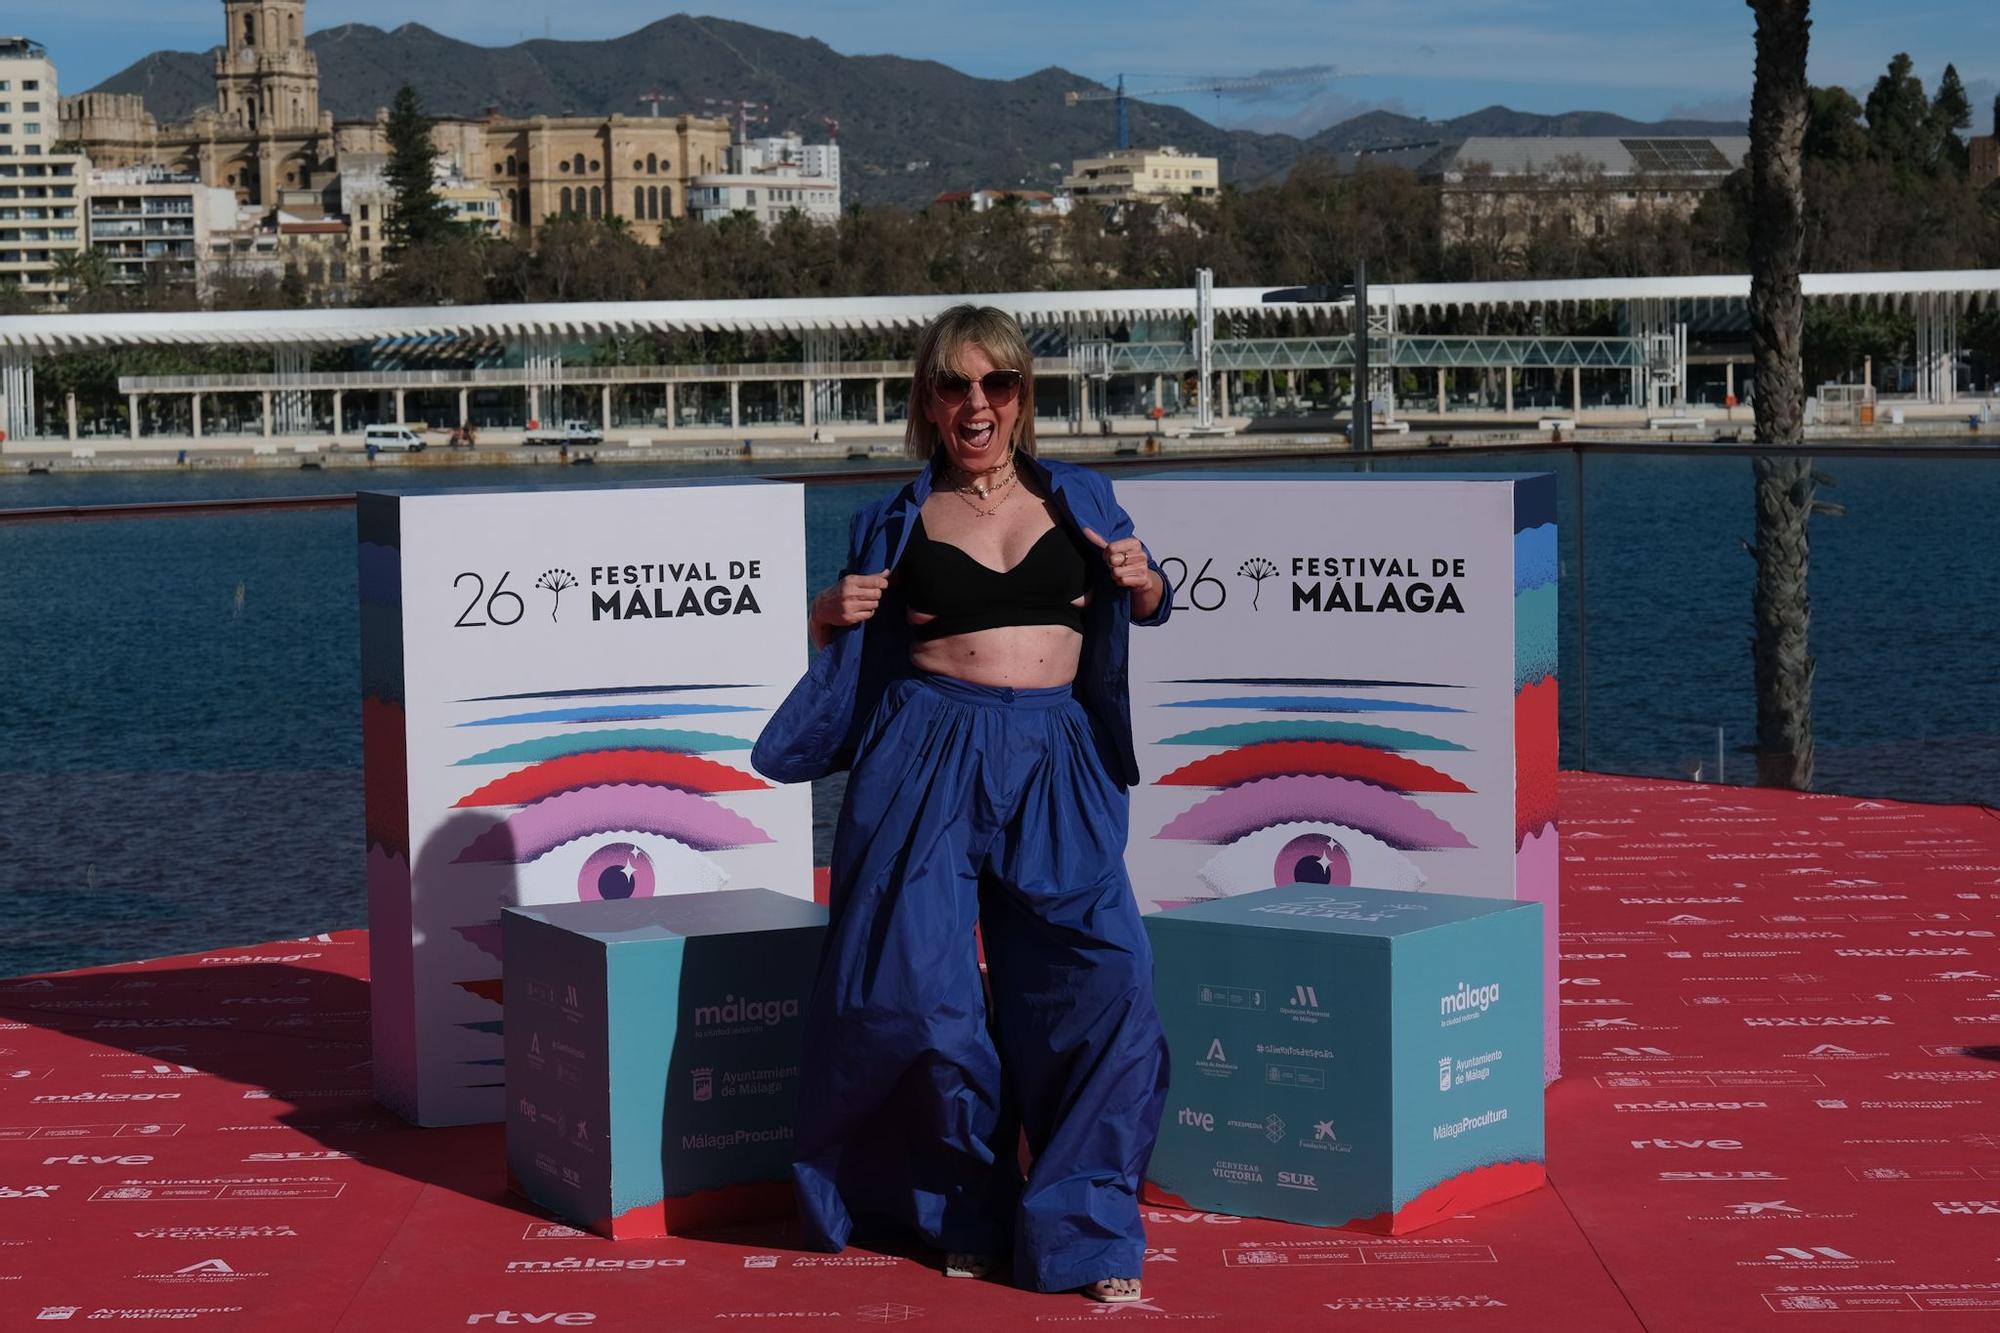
[752,453,1171,787]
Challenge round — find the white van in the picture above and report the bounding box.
[363,424,427,452]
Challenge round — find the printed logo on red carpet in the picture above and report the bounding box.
[0,1123,181,1140]
[1784,1044,1890,1061]
[1738,1244,1892,1270]
[1763,1285,2000,1313]
[138,1258,270,1286]
[1849,1166,2000,1182]
[522,1223,591,1241]
[42,1154,153,1166]
[504,1258,686,1273]
[1597,1069,1822,1088]
[1142,1210,1243,1226]
[1222,1239,1497,1266]
[1683,1199,1857,1222]
[1321,1295,1508,1312]
[90,1179,346,1201]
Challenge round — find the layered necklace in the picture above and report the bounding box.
[950,446,1018,517]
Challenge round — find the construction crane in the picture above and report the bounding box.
[637,90,673,118]
[1065,68,1332,150]
[702,97,770,143]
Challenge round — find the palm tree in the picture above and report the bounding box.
[1745,0,1816,789]
[52,248,114,310]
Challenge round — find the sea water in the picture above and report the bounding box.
[2,450,1995,975]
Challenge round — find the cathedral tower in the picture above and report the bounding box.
[215,0,319,135]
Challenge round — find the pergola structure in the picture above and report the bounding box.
[2,270,1995,444]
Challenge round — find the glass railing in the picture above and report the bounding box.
[2,441,1995,980]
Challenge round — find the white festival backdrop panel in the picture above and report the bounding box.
[1120,476,1560,1076]
[361,482,812,1126]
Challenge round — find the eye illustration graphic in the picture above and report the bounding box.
[1196,821,1429,895]
[457,701,755,727]
[1157,775,1471,851]
[440,685,777,1073]
[455,728,752,765]
[1163,694,1463,716]
[1160,720,1468,752]
[1151,681,1474,901]
[452,750,766,806]
[1157,741,1470,794]
[453,777,770,924]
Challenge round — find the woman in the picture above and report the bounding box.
[752,305,1171,1303]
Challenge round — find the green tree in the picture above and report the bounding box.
[1746,0,1819,791]
[383,85,456,255]
[1931,64,1972,174]
[1804,86,1869,166]
[1864,53,1932,168]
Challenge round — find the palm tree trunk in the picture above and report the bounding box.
[1746,0,1815,789]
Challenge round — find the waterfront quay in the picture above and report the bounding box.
[3,270,1995,463]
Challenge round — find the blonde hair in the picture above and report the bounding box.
[903,304,1038,461]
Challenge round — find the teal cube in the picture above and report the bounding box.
[503,889,825,1238]
[1144,884,1544,1233]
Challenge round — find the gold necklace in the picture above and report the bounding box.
[952,468,1017,516]
[951,449,1017,516]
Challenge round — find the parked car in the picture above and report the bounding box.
[362,424,428,453]
[523,420,604,448]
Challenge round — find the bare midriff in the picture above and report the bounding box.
[908,620,1086,689]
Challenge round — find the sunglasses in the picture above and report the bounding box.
[932,368,1024,407]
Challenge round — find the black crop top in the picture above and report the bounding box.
[898,515,1092,641]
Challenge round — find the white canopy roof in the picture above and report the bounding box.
[2,271,1995,352]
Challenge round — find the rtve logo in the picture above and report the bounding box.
[1631,1138,1743,1150]
[40,1155,153,1166]
[465,1316,597,1327]
[1176,1108,1215,1133]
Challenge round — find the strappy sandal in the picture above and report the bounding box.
[943,1252,995,1279]
[1083,1277,1142,1303]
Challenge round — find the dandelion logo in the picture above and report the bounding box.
[1237,557,1278,610]
[535,568,577,622]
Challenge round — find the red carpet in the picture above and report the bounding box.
[4,773,1998,1330]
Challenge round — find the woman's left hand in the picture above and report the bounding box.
[1081,526,1160,594]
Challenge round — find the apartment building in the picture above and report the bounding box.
[0,36,87,306]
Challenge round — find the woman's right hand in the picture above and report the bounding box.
[810,571,890,648]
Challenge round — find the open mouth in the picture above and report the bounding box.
[958,420,997,451]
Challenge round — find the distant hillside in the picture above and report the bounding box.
[88,15,1746,207]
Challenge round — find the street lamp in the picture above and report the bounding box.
[1263,259,1372,452]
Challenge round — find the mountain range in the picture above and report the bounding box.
[87,14,1747,208]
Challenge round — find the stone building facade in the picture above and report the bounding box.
[62,0,338,210]
[63,0,732,246]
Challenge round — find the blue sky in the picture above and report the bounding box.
[18,0,1998,135]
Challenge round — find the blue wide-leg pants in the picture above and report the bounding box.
[792,671,1170,1292]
